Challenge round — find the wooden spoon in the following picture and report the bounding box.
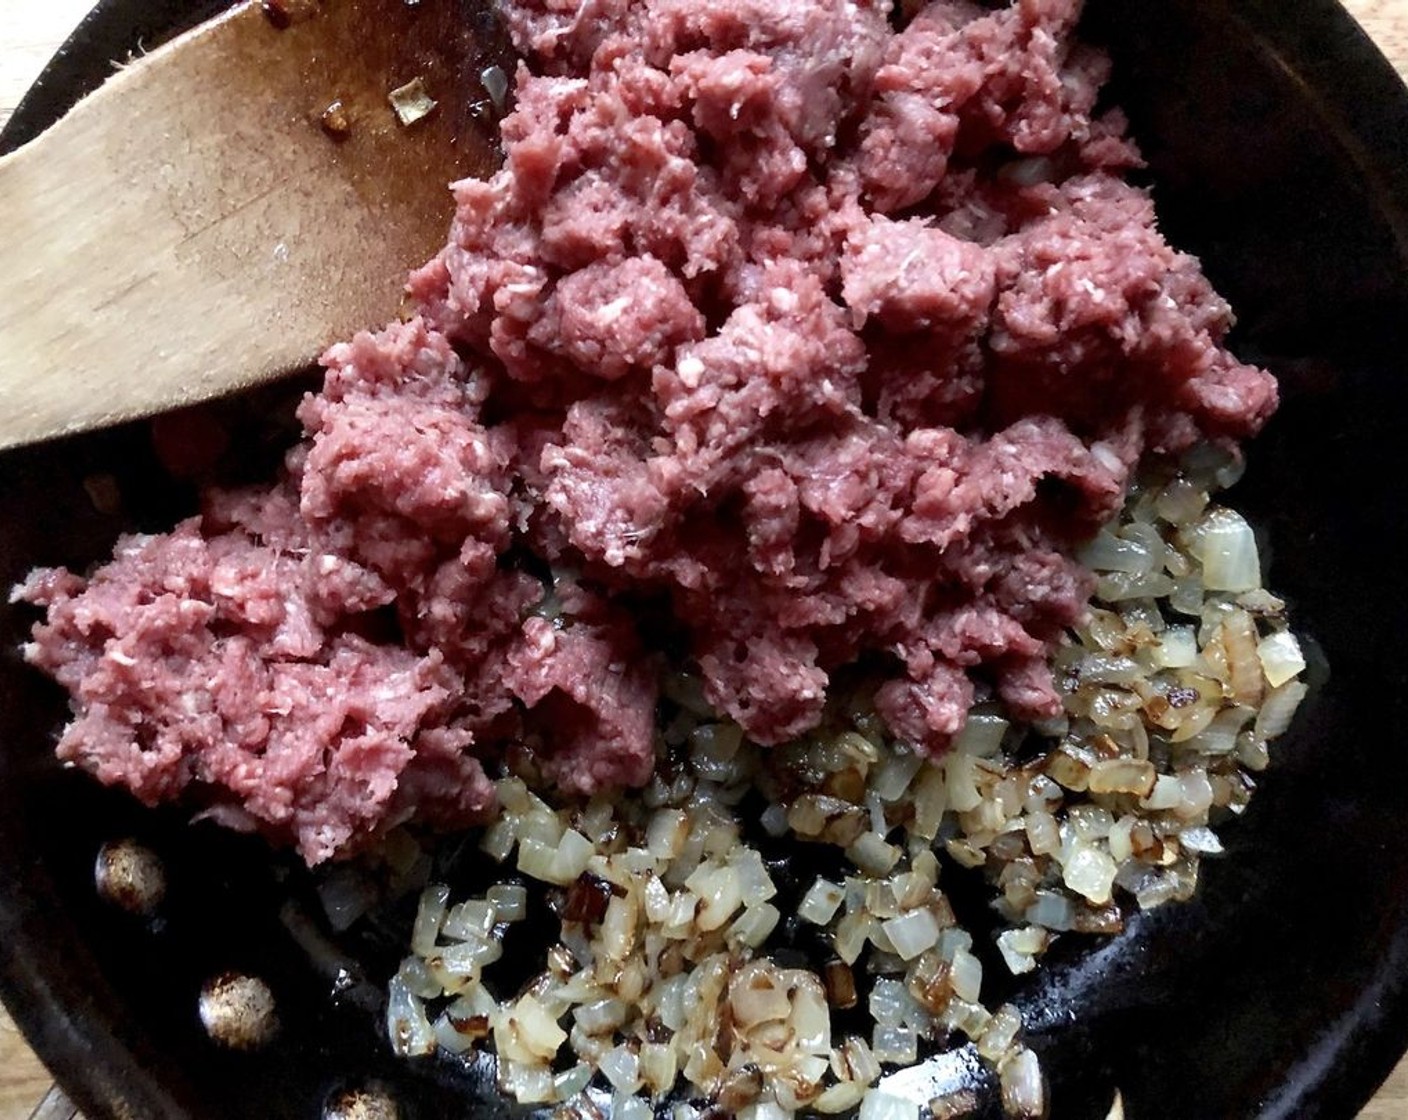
[0,0,511,452]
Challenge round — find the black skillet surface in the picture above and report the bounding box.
[4,1,1408,1117]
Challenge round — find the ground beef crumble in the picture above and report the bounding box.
[15,0,1276,863]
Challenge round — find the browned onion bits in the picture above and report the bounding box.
[322,1087,400,1120]
[320,100,352,141]
[94,839,165,915]
[822,960,858,1010]
[560,872,614,925]
[199,972,278,1050]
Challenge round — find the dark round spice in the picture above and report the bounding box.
[94,839,165,915]
[323,1087,400,1120]
[199,972,278,1050]
[1167,686,1200,709]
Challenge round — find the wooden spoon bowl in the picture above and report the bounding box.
[0,0,511,451]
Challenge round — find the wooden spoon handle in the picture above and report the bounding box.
[0,0,499,452]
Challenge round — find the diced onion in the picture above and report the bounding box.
[553,1064,592,1100]
[443,899,496,941]
[388,77,438,126]
[728,902,781,948]
[479,817,517,863]
[615,1095,654,1120]
[848,832,901,875]
[642,874,672,923]
[690,866,742,932]
[411,884,450,956]
[733,847,777,906]
[480,64,509,111]
[738,1101,789,1120]
[1193,508,1261,592]
[433,1010,480,1054]
[872,748,925,799]
[1257,631,1306,688]
[835,911,871,965]
[996,930,1038,976]
[553,830,594,882]
[517,838,564,884]
[1088,758,1156,797]
[1000,1047,1045,1118]
[640,1041,678,1095]
[487,883,528,922]
[814,1081,868,1114]
[1024,891,1075,931]
[1180,826,1224,854]
[869,978,907,1027]
[387,976,435,1057]
[977,1003,1022,1062]
[600,894,639,958]
[881,909,940,961]
[952,712,1009,758]
[1080,529,1154,574]
[858,1089,920,1120]
[599,1043,642,1094]
[949,947,982,1003]
[500,1061,554,1104]
[646,807,689,859]
[573,997,627,1034]
[655,975,689,1032]
[1255,679,1308,741]
[1062,845,1118,905]
[872,1024,918,1064]
[798,878,846,925]
[1141,774,1183,811]
[1155,478,1207,526]
[511,995,566,1061]
[760,802,790,837]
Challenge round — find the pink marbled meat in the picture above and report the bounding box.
[18,0,1276,863]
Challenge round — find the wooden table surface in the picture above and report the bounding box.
[2,0,1408,1116]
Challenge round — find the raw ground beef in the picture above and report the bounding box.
[16,0,1276,863]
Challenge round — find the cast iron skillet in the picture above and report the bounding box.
[4,1,1408,1117]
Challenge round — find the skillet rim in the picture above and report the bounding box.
[4,1,1408,1117]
